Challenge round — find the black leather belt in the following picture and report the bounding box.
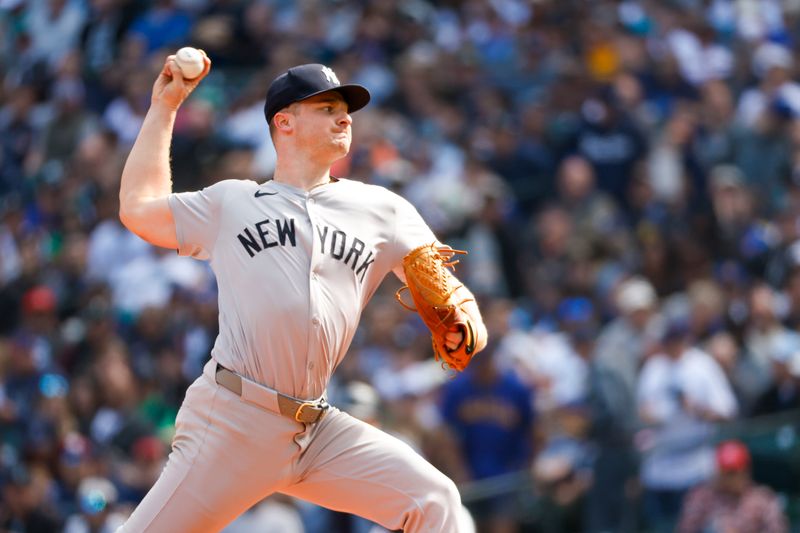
[214,363,329,424]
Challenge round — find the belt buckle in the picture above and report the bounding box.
[295,401,319,423]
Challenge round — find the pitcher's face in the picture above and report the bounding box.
[294,92,353,161]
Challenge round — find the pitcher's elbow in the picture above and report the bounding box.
[118,205,134,230]
[118,202,144,236]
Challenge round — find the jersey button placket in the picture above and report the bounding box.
[307,200,318,275]
[307,197,322,332]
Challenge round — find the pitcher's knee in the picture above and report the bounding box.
[438,476,462,510]
[405,474,463,532]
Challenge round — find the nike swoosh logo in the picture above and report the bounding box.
[255,190,278,198]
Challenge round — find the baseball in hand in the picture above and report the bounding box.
[174,47,204,80]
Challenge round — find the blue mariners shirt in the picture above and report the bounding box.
[440,368,535,480]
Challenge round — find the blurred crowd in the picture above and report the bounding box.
[2,0,800,532]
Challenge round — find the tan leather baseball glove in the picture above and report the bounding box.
[396,243,477,371]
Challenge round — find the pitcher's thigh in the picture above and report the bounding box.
[285,410,465,533]
[118,378,290,533]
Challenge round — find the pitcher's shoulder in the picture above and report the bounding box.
[223,178,260,190]
[335,178,408,205]
[216,179,263,203]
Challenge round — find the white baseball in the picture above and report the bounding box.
[174,47,204,80]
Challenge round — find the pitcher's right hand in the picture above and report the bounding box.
[151,50,211,111]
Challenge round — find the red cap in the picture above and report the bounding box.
[22,286,56,313]
[716,440,750,472]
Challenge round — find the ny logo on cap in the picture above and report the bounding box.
[321,66,340,86]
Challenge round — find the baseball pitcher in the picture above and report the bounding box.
[116,52,487,532]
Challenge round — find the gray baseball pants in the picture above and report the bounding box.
[117,359,466,532]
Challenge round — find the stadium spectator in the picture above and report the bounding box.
[595,276,663,399]
[677,440,788,533]
[439,344,536,533]
[637,317,738,533]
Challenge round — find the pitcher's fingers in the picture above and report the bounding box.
[198,54,211,78]
[160,55,177,77]
[445,330,464,350]
[167,58,184,81]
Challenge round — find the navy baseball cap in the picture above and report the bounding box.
[264,64,371,125]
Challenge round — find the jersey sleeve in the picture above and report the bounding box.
[167,180,232,261]
[390,195,437,279]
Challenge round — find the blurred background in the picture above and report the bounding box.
[2,0,800,532]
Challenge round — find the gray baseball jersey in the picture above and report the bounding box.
[167,178,435,399]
